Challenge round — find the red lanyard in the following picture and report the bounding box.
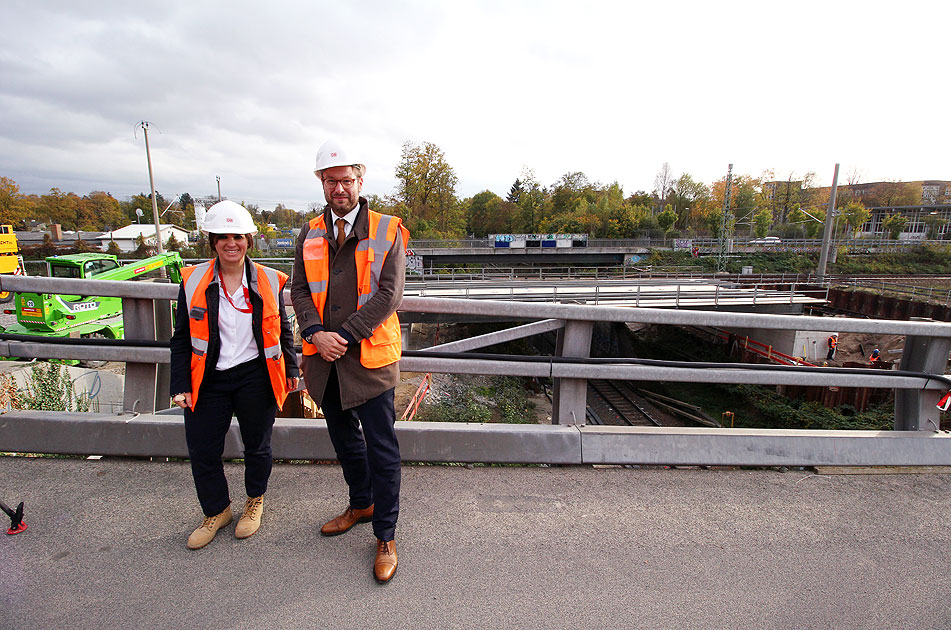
[223,283,252,313]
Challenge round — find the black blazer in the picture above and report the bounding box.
[169,257,299,398]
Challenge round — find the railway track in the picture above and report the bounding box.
[587,380,687,427]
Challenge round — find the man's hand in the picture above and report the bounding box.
[313,330,349,362]
[173,392,192,409]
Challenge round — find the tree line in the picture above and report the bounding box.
[1,144,938,244]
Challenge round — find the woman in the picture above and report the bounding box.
[170,200,299,550]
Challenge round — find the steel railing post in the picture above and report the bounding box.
[122,294,172,413]
[551,319,593,426]
[895,320,951,431]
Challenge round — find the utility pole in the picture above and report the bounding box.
[138,121,165,255]
[216,176,222,202]
[717,164,734,272]
[816,163,840,282]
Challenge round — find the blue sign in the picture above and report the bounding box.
[273,238,295,248]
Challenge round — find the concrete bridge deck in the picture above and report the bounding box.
[2,456,950,629]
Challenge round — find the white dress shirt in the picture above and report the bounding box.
[215,269,259,370]
[333,205,360,242]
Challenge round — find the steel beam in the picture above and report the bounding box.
[421,319,565,353]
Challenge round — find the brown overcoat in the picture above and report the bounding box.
[291,198,405,409]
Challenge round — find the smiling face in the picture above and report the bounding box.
[321,165,363,216]
[211,233,249,266]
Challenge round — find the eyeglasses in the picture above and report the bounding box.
[322,178,357,190]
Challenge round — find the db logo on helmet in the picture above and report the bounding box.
[226,218,233,223]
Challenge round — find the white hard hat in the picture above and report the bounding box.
[201,200,258,235]
[314,139,366,175]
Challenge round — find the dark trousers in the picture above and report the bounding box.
[184,359,277,517]
[827,347,835,360]
[322,366,400,541]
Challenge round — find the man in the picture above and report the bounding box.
[826,334,837,361]
[291,140,408,584]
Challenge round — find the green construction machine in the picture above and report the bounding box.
[1,252,184,341]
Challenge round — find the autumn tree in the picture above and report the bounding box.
[668,173,709,230]
[269,204,302,228]
[515,168,545,233]
[881,213,908,239]
[465,191,518,237]
[83,191,126,230]
[394,141,461,237]
[753,207,772,237]
[788,205,825,238]
[841,200,870,237]
[657,206,677,234]
[0,177,28,226]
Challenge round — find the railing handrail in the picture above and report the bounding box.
[3,274,950,339]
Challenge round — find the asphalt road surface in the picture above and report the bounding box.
[2,457,950,630]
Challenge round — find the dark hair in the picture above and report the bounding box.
[209,233,254,250]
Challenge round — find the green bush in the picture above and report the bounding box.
[16,363,91,412]
[417,374,535,424]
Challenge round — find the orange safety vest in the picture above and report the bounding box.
[301,209,409,369]
[828,336,837,349]
[181,260,291,410]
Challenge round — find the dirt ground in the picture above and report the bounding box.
[827,331,905,367]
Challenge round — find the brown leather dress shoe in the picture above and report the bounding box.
[374,539,397,583]
[320,504,374,536]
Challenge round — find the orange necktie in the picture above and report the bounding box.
[335,218,347,249]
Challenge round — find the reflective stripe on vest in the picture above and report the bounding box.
[301,209,409,368]
[180,260,291,410]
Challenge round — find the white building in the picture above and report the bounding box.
[96,224,191,253]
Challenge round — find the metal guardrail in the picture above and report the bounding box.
[405,237,950,251]
[406,279,830,308]
[2,274,951,465]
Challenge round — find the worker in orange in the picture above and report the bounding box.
[169,200,299,550]
[869,348,881,363]
[826,333,838,361]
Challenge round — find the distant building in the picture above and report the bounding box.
[96,224,190,253]
[796,180,951,239]
[859,205,951,240]
[814,180,951,208]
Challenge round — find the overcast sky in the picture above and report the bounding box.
[2,0,947,211]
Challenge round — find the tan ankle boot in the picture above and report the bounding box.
[235,495,264,539]
[187,506,233,550]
